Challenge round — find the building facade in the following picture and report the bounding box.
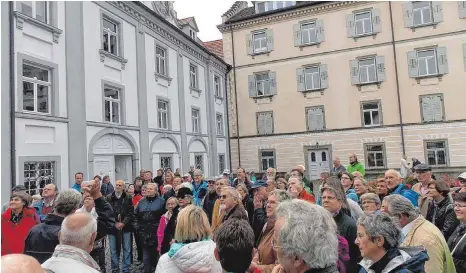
[1,1,230,199]
[219,1,466,179]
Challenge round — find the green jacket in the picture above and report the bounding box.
[346,161,365,177]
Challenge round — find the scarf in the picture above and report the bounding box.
[52,244,100,271]
[10,209,23,224]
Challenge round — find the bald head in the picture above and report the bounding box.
[1,254,43,273]
[296,165,305,173]
[60,212,97,253]
[384,169,403,190]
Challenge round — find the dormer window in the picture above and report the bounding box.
[256,1,295,13]
[189,29,196,40]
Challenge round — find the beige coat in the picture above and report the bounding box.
[401,216,456,273]
[412,183,430,217]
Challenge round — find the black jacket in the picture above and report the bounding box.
[134,196,165,248]
[202,191,218,224]
[105,191,134,234]
[100,182,114,196]
[222,204,248,223]
[252,206,267,248]
[23,196,114,263]
[426,197,459,241]
[161,205,181,254]
[334,209,361,273]
[242,195,255,226]
[448,223,466,272]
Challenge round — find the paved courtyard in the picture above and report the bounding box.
[103,237,145,273]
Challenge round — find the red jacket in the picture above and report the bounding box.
[299,188,316,204]
[132,194,143,207]
[1,207,38,255]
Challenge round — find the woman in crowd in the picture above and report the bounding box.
[360,193,382,215]
[352,171,364,180]
[76,193,98,218]
[211,179,229,231]
[340,172,359,202]
[448,192,466,272]
[172,176,183,195]
[156,205,223,272]
[101,175,114,196]
[1,192,38,255]
[132,177,144,207]
[236,183,254,223]
[354,177,372,201]
[276,178,287,190]
[219,187,248,224]
[426,180,459,241]
[324,178,364,221]
[250,190,292,273]
[127,184,135,198]
[157,197,178,254]
[356,213,428,272]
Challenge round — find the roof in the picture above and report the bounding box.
[178,16,199,31]
[202,39,224,59]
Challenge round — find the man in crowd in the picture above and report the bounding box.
[139,169,146,179]
[24,189,83,263]
[105,180,134,273]
[189,165,196,179]
[42,213,101,273]
[273,200,340,273]
[143,170,153,185]
[33,183,58,222]
[384,169,419,206]
[214,219,257,273]
[266,167,277,180]
[1,254,44,273]
[382,194,456,273]
[288,177,315,203]
[295,165,313,192]
[2,185,29,212]
[412,163,434,217]
[100,176,114,197]
[411,157,421,172]
[331,157,346,176]
[134,183,165,273]
[192,169,208,206]
[153,169,163,185]
[346,153,365,177]
[266,179,277,193]
[250,181,268,246]
[72,172,84,192]
[290,169,313,195]
[202,177,218,224]
[453,171,466,196]
[376,176,388,201]
[232,167,251,189]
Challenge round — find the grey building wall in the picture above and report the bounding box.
[2,2,12,201]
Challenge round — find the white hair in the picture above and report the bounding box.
[60,213,97,246]
[194,169,203,176]
[385,169,402,179]
[163,184,173,191]
[180,182,194,191]
[288,177,303,185]
[221,186,241,203]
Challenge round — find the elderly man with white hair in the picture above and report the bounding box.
[384,169,419,206]
[42,213,101,272]
[382,194,456,273]
[271,199,340,273]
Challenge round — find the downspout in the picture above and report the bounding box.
[389,2,406,155]
[224,67,233,171]
[230,24,241,167]
[9,1,16,188]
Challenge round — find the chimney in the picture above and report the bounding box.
[221,1,248,23]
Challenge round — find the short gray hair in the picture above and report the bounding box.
[194,169,203,176]
[180,182,194,191]
[288,177,302,186]
[275,200,338,268]
[54,190,83,216]
[385,169,402,178]
[222,187,241,203]
[383,194,418,221]
[357,214,401,250]
[270,189,292,203]
[60,213,97,245]
[360,193,381,205]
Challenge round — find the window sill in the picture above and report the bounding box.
[355,81,382,91]
[252,95,274,104]
[362,124,383,129]
[14,12,63,43]
[99,49,128,70]
[299,89,325,97]
[257,132,274,136]
[250,51,271,59]
[298,42,321,50]
[154,73,173,86]
[307,128,326,132]
[190,87,202,98]
[413,74,443,84]
[352,32,377,41]
[410,22,438,32]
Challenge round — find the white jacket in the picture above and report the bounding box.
[42,257,100,273]
[155,240,223,273]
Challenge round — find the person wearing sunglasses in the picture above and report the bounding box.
[219,187,247,225]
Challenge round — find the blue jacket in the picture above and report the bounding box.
[391,184,419,207]
[192,181,208,206]
[71,183,81,192]
[346,188,359,203]
[359,246,428,273]
[33,199,54,223]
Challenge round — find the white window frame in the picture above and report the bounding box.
[425,140,448,166]
[417,49,438,77]
[192,108,200,133]
[259,150,276,172]
[22,63,51,115]
[252,31,268,54]
[189,29,196,40]
[102,17,119,56]
[189,64,198,89]
[304,66,321,90]
[362,101,382,127]
[354,11,373,36]
[364,143,386,169]
[358,58,377,84]
[157,99,169,130]
[255,73,271,97]
[300,21,318,45]
[214,75,222,98]
[18,1,50,24]
[104,86,121,124]
[155,46,167,76]
[216,113,224,136]
[412,1,433,26]
[256,1,295,13]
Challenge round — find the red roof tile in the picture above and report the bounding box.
[202,39,224,59]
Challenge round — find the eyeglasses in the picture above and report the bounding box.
[219,194,229,200]
[208,181,215,185]
[321,196,337,201]
[362,200,376,205]
[454,203,466,209]
[177,195,192,200]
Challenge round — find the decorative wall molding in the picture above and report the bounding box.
[14,11,63,43]
[99,49,128,70]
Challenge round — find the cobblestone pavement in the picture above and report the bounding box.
[103,237,145,273]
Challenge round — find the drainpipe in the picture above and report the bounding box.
[224,67,233,171]
[389,2,406,156]
[9,1,16,188]
[230,24,241,167]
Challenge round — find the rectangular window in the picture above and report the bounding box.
[300,21,317,45]
[365,144,386,169]
[104,86,121,123]
[253,31,267,54]
[420,94,443,122]
[260,150,275,171]
[156,46,167,76]
[417,49,437,76]
[160,156,172,171]
[23,161,55,196]
[255,73,271,96]
[218,154,226,174]
[195,155,204,171]
[257,111,274,135]
[358,58,377,84]
[157,99,169,130]
[354,11,373,36]
[362,101,381,127]
[304,66,321,90]
[22,63,51,114]
[192,108,200,133]
[216,113,224,136]
[19,1,49,24]
[189,64,198,89]
[214,75,222,98]
[102,17,119,55]
[425,140,448,166]
[413,1,433,26]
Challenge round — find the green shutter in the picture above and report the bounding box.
[296,68,305,92]
[320,64,329,89]
[266,29,274,52]
[316,19,325,43]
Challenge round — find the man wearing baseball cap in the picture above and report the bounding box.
[453,172,466,196]
[412,163,434,217]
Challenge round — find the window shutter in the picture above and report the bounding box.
[432,2,443,23]
[460,2,466,19]
[407,50,419,78]
[421,96,434,122]
[293,24,302,47]
[375,56,386,82]
[266,29,274,52]
[308,108,324,131]
[431,95,443,121]
[436,46,448,75]
[346,13,355,38]
[257,113,264,134]
[269,71,277,95]
[296,67,305,92]
[463,44,466,71]
[248,75,257,98]
[246,33,253,55]
[320,64,329,89]
[316,19,325,43]
[403,2,414,28]
[265,113,274,134]
[350,60,359,85]
[371,8,382,34]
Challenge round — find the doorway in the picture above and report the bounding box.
[307,149,330,180]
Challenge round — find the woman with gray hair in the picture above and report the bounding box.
[360,193,381,215]
[356,213,428,273]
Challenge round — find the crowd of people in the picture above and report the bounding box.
[1,154,466,273]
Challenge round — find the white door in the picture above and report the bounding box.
[115,155,132,184]
[308,149,330,180]
[93,156,115,182]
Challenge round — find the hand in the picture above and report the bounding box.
[271,264,285,273]
[87,179,103,199]
[253,196,263,209]
[115,222,125,230]
[288,185,299,198]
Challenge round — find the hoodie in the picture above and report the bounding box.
[358,246,429,273]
